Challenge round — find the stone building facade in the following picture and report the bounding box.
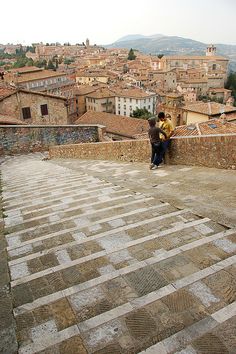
[0,90,70,125]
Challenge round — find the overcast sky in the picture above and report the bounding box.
[1,0,236,46]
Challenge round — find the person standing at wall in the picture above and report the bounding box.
[148,117,167,170]
[157,111,174,165]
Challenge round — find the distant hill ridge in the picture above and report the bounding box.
[107,34,236,70]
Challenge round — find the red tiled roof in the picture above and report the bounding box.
[86,88,115,99]
[173,118,236,137]
[0,115,24,125]
[182,102,236,115]
[113,87,156,99]
[0,86,16,99]
[75,111,149,138]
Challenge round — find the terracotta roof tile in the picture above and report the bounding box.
[0,115,24,125]
[75,111,149,138]
[174,118,236,137]
[113,87,156,99]
[182,102,236,115]
[0,86,16,99]
[86,88,115,99]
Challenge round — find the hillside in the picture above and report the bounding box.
[107,35,236,71]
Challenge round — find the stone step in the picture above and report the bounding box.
[4,187,132,229]
[1,155,235,354]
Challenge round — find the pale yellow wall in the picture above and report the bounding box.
[186,111,209,124]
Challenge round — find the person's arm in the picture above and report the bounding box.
[168,121,174,138]
[159,128,168,140]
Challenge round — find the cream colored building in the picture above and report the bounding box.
[76,71,109,85]
[182,102,236,125]
[86,89,115,114]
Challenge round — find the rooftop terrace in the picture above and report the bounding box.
[0,153,235,353]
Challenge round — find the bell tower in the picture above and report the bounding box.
[206,44,216,56]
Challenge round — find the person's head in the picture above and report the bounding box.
[158,111,165,121]
[148,117,156,127]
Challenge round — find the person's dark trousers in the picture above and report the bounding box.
[151,142,162,165]
[153,140,170,166]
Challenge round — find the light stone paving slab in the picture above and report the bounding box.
[188,281,221,307]
[213,238,236,253]
[55,249,71,264]
[30,319,58,342]
[18,325,80,354]
[194,223,214,235]
[10,262,30,281]
[211,301,236,323]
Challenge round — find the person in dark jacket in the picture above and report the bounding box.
[148,117,167,170]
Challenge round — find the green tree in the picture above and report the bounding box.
[35,59,47,68]
[128,48,136,60]
[47,59,56,70]
[12,55,28,68]
[225,71,236,106]
[131,107,152,119]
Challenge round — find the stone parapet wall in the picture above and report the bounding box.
[169,134,236,169]
[50,139,151,163]
[49,134,236,170]
[0,125,105,155]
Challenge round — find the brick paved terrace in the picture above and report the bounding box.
[0,153,235,353]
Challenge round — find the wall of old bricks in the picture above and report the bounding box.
[49,134,236,170]
[0,125,104,155]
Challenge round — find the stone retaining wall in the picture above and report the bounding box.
[0,125,105,155]
[169,134,236,169]
[49,134,236,170]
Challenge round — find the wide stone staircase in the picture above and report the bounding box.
[1,154,235,353]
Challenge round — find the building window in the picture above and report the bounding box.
[124,98,126,102]
[40,104,48,116]
[124,111,126,115]
[130,98,132,103]
[124,105,126,109]
[129,106,132,111]
[118,110,120,114]
[148,105,150,109]
[136,99,138,104]
[22,107,31,119]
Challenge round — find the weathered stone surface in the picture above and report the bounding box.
[1,154,236,354]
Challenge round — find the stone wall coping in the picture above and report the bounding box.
[0,124,106,129]
[171,134,236,139]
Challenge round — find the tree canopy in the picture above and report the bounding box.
[128,48,136,61]
[131,107,152,119]
[225,72,236,106]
